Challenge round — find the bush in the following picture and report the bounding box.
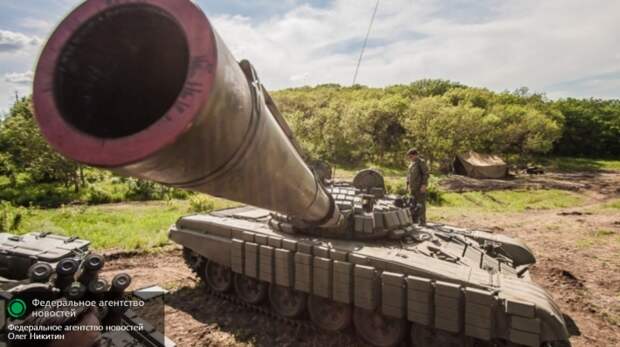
[83,187,114,205]
[124,179,192,201]
[168,188,191,200]
[426,176,444,205]
[0,201,26,232]
[124,179,165,201]
[553,98,620,156]
[385,179,407,195]
[274,83,564,169]
[384,176,443,205]
[189,195,215,213]
[0,182,79,208]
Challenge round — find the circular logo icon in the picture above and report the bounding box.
[7,298,27,318]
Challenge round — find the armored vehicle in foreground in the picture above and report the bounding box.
[32,0,571,346]
[0,232,172,347]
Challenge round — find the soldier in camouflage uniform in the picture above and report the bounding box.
[406,148,429,225]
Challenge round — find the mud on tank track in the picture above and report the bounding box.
[102,247,575,347]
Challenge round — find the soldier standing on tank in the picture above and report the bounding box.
[406,148,429,226]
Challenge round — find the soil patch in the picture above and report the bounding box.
[440,171,620,198]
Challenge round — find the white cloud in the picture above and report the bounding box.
[19,17,52,31]
[206,0,620,98]
[4,71,33,85]
[290,72,310,82]
[0,30,41,53]
[0,0,618,113]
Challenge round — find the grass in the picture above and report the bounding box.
[576,229,619,249]
[433,189,584,212]
[602,198,620,210]
[0,170,191,208]
[536,156,620,172]
[589,198,620,214]
[10,198,237,251]
[3,188,589,251]
[1,163,591,252]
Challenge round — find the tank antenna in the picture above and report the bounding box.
[352,0,380,85]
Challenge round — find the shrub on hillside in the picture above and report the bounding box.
[189,195,215,213]
[384,176,444,205]
[0,183,78,207]
[0,201,26,232]
[83,187,118,205]
[385,179,407,195]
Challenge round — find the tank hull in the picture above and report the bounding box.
[170,205,570,347]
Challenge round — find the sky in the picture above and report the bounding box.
[0,0,619,115]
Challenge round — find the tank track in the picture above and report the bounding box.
[182,248,317,332]
[181,247,568,347]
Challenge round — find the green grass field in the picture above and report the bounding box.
[576,229,619,250]
[9,198,236,251]
[4,189,586,251]
[1,157,606,252]
[602,198,620,210]
[438,189,583,212]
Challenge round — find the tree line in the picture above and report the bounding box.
[272,80,619,170]
[0,79,618,207]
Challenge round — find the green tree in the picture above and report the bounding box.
[553,98,620,156]
[404,97,488,171]
[484,104,563,159]
[0,97,81,190]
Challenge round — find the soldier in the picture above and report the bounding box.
[406,148,429,225]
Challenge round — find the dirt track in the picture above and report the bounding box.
[101,172,620,347]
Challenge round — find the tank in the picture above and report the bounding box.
[31,1,571,346]
[0,231,173,347]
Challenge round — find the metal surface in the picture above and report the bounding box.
[234,273,267,304]
[33,0,340,227]
[269,285,307,318]
[307,295,352,332]
[353,307,408,347]
[0,231,173,347]
[204,260,233,293]
[0,231,88,281]
[171,195,572,347]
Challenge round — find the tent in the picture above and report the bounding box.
[453,151,508,179]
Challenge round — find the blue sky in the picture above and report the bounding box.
[1,0,619,115]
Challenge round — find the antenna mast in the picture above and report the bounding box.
[352,0,380,85]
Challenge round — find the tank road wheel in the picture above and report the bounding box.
[269,285,307,318]
[204,260,233,293]
[544,341,572,347]
[411,324,462,346]
[182,247,205,278]
[307,295,352,332]
[233,274,267,304]
[353,308,407,347]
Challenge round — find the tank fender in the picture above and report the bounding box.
[500,288,570,346]
[169,227,231,267]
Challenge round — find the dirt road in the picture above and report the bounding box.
[101,172,620,347]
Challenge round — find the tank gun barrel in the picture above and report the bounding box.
[33,0,341,227]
